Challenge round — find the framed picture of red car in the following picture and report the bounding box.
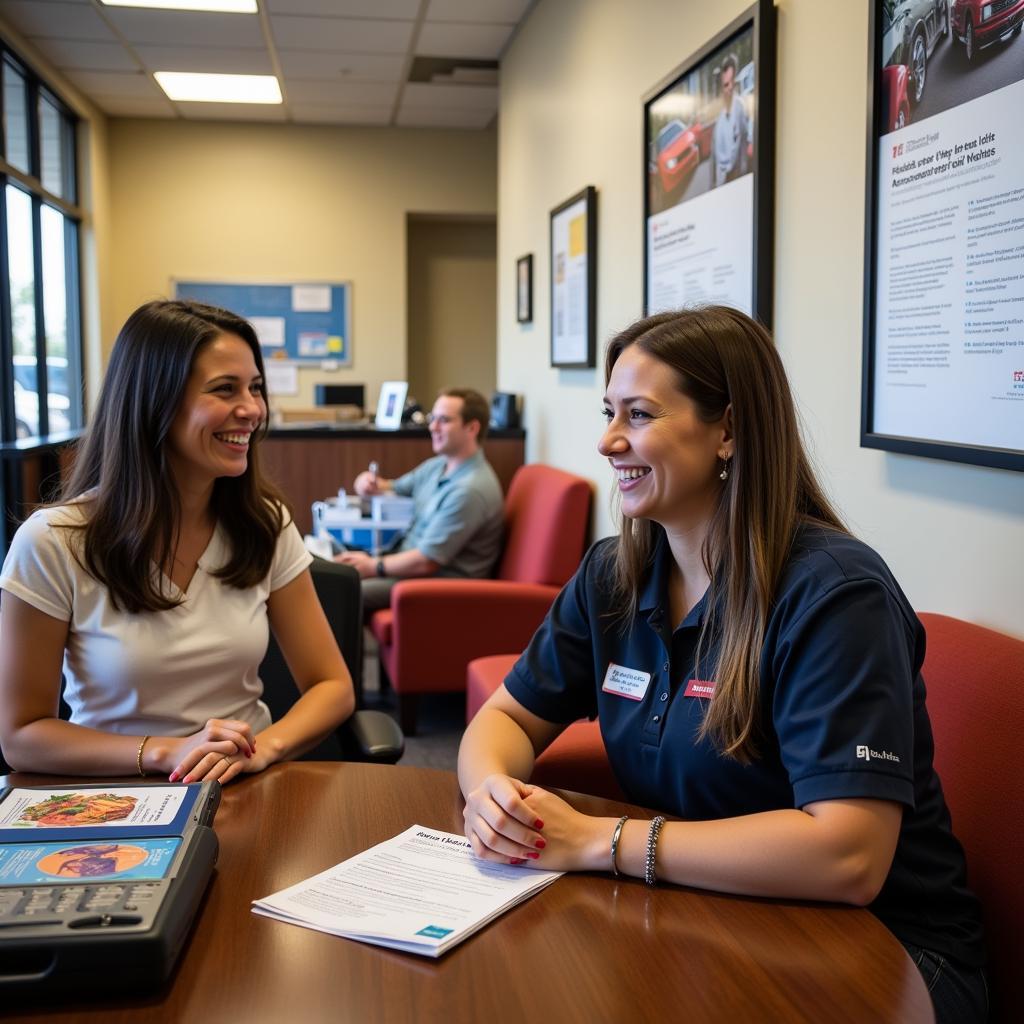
[642,1,776,324]
[550,186,597,369]
[862,0,1024,472]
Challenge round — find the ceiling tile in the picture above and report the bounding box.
[134,45,271,75]
[0,1,117,40]
[269,15,413,53]
[396,104,494,129]
[283,79,397,105]
[417,22,512,60]
[102,8,265,47]
[266,0,419,16]
[425,0,529,23]
[31,39,138,72]
[92,94,177,118]
[288,103,391,125]
[174,101,287,121]
[62,69,162,98]
[276,49,404,81]
[401,81,497,110]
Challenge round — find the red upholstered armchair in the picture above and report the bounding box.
[917,612,1024,1024]
[371,463,591,734]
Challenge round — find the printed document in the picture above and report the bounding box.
[251,825,562,956]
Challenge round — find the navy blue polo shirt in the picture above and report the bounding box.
[505,524,985,966]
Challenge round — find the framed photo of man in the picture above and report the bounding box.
[861,0,1024,472]
[642,1,776,324]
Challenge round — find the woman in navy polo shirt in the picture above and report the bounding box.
[458,307,986,1024]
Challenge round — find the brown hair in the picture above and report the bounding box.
[440,387,491,441]
[605,307,846,761]
[59,299,288,613]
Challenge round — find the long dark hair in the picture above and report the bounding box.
[605,307,846,761]
[60,299,288,613]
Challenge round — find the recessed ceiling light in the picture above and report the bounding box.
[155,72,281,104]
[100,1,258,13]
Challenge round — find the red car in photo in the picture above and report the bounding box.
[653,119,701,193]
[882,63,912,130]
[952,0,1024,62]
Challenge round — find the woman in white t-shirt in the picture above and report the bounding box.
[0,299,355,783]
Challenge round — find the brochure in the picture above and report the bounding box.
[251,825,562,957]
[0,785,204,843]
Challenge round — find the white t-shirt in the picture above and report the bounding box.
[0,503,312,737]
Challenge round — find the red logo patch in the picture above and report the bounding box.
[683,679,717,699]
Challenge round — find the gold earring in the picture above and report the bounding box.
[719,457,731,481]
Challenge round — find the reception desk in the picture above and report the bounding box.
[261,426,526,535]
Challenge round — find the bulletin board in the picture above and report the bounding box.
[173,280,352,366]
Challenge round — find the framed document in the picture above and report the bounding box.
[862,1,1024,472]
[643,1,776,323]
[516,254,533,324]
[550,186,597,368]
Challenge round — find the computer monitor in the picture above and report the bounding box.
[315,384,365,409]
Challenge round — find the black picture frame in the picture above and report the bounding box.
[642,1,776,326]
[516,253,533,324]
[864,0,1024,471]
[549,186,597,369]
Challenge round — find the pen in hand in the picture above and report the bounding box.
[369,461,379,489]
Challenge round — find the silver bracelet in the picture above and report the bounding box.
[609,815,628,878]
[645,815,666,887]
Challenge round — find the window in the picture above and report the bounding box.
[0,45,82,442]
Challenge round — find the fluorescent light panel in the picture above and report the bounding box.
[100,1,257,13]
[155,72,281,104]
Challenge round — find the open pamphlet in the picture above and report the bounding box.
[251,825,562,957]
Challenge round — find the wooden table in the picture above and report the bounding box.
[4,764,934,1023]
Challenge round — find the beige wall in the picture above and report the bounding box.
[407,216,497,407]
[107,119,496,411]
[497,0,1024,637]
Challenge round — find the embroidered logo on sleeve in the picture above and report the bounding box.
[856,744,901,763]
[601,663,651,701]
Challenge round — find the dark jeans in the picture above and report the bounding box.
[901,942,989,1024]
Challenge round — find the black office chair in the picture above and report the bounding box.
[0,558,404,774]
[258,556,404,764]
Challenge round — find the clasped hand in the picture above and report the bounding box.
[463,773,606,872]
[166,718,269,785]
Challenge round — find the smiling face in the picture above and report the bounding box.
[165,332,266,491]
[599,344,732,532]
[428,394,479,460]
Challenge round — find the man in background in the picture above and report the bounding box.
[713,54,750,187]
[336,388,504,613]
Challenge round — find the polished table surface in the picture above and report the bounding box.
[4,763,934,1023]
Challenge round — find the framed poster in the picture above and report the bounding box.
[550,186,597,368]
[173,280,352,366]
[516,254,533,324]
[643,1,776,323]
[862,1,1024,472]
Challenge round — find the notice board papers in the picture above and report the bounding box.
[251,825,562,956]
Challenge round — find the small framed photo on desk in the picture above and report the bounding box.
[374,381,408,430]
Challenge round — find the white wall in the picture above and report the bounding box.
[497,0,1024,637]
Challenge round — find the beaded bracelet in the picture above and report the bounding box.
[645,815,666,887]
[609,815,628,878]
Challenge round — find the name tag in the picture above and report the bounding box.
[601,663,651,701]
[684,678,717,699]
